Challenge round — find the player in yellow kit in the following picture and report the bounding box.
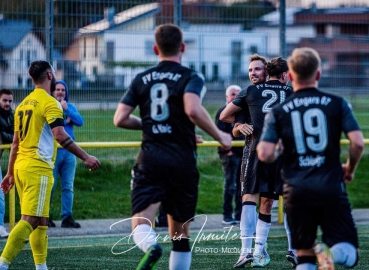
[0,61,100,270]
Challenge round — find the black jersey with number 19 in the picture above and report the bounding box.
[261,88,361,204]
[121,61,205,167]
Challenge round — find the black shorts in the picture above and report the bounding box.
[240,150,283,197]
[285,196,358,250]
[131,163,199,223]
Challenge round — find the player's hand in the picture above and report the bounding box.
[1,174,14,194]
[274,139,284,159]
[60,99,68,110]
[342,163,354,183]
[237,123,253,135]
[84,155,101,171]
[218,131,232,150]
[195,134,204,143]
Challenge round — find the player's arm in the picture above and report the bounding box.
[219,102,241,123]
[1,131,19,193]
[113,103,142,130]
[343,130,364,183]
[65,103,84,127]
[220,88,247,123]
[184,92,231,149]
[341,99,365,183]
[233,123,253,137]
[232,111,253,137]
[233,123,242,137]
[257,141,277,163]
[51,123,100,171]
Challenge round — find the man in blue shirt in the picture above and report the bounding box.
[49,80,84,228]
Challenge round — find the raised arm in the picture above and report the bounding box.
[65,103,84,126]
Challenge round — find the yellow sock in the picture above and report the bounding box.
[0,220,33,264]
[30,226,48,265]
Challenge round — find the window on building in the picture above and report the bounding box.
[20,49,23,68]
[27,78,33,88]
[317,24,325,35]
[189,63,196,71]
[250,45,258,55]
[106,41,115,62]
[212,63,219,81]
[201,63,206,79]
[95,38,98,58]
[341,24,368,35]
[18,76,22,87]
[231,41,242,78]
[83,38,87,59]
[93,66,98,75]
[26,50,31,66]
[145,40,155,56]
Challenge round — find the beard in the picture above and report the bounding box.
[50,77,56,93]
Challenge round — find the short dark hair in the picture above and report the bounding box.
[0,89,13,97]
[249,54,267,66]
[266,57,288,79]
[155,24,183,57]
[28,61,53,84]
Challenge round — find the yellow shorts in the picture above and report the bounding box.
[14,168,54,217]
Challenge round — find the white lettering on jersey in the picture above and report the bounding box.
[152,124,172,134]
[142,72,182,85]
[299,155,326,167]
[142,73,152,85]
[283,96,332,113]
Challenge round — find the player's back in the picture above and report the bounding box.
[15,88,63,171]
[273,87,359,203]
[123,61,205,167]
[235,80,292,150]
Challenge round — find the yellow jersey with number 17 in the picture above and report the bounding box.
[14,88,63,173]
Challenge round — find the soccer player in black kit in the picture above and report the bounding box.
[221,55,294,268]
[113,24,231,270]
[257,47,364,270]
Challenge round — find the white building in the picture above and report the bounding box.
[66,3,267,88]
[252,7,315,58]
[0,19,46,89]
[101,30,267,88]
